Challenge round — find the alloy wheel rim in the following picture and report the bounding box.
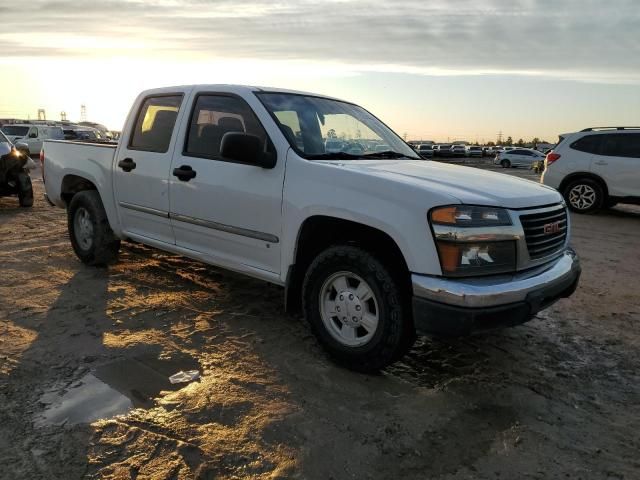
[319,271,379,347]
[74,207,94,250]
[568,184,596,210]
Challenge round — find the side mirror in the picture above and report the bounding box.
[29,132,37,138]
[220,132,276,169]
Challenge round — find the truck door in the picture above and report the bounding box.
[113,93,186,245]
[168,92,285,274]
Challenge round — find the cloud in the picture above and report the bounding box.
[3,0,640,83]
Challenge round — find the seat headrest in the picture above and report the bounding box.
[218,117,244,133]
[154,109,178,130]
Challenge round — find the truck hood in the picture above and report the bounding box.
[321,159,562,209]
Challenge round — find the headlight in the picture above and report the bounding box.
[430,205,512,227]
[430,205,515,277]
[435,241,516,277]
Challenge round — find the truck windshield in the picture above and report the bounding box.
[257,92,419,160]
[2,126,29,136]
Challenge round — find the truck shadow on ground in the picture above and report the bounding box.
[2,240,636,479]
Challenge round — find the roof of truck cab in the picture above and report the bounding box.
[140,84,344,102]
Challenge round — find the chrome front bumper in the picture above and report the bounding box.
[411,248,581,335]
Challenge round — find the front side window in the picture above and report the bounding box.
[185,94,269,159]
[129,95,182,153]
[257,93,419,160]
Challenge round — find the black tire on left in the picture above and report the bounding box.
[16,172,33,207]
[67,190,121,266]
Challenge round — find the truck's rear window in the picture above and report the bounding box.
[129,95,183,153]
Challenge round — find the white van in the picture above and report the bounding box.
[1,124,64,156]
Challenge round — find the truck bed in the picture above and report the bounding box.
[42,139,117,210]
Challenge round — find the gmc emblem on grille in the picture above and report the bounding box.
[543,221,561,234]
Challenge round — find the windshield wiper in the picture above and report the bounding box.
[306,152,366,160]
[362,150,414,159]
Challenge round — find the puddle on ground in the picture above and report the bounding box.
[34,352,200,427]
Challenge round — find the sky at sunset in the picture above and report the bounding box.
[1,0,639,142]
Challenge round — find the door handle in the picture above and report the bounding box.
[118,158,137,172]
[173,165,197,181]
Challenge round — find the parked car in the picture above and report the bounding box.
[495,148,545,168]
[345,142,365,155]
[1,124,64,156]
[415,144,433,158]
[63,127,105,141]
[325,139,344,153]
[42,84,580,371]
[542,127,640,213]
[0,130,33,207]
[487,146,503,156]
[451,145,466,157]
[467,146,483,158]
[435,144,453,157]
[78,121,112,139]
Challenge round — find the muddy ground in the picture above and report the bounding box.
[1,165,639,479]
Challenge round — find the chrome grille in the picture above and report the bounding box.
[520,206,568,260]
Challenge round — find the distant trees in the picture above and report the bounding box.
[327,129,337,139]
[477,136,549,148]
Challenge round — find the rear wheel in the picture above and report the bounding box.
[16,172,33,207]
[68,190,120,265]
[500,159,511,168]
[563,178,604,213]
[302,245,415,372]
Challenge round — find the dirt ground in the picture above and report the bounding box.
[1,164,639,480]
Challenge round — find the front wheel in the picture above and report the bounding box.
[500,159,511,168]
[302,245,415,372]
[68,190,121,265]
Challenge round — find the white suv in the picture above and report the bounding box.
[542,127,640,213]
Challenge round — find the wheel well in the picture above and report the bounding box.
[61,175,97,206]
[559,172,608,198]
[285,216,410,314]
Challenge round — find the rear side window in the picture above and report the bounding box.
[184,94,269,159]
[570,134,602,154]
[129,95,183,153]
[599,133,640,158]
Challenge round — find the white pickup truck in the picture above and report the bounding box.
[42,85,581,371]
